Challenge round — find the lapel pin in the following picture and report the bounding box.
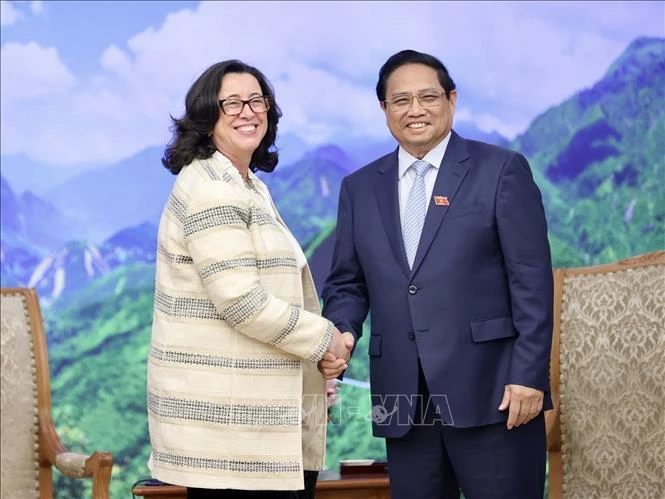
[433,196,449,206]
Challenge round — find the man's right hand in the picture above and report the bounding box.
[318,329,354,380]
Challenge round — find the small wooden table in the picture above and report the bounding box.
[132,471,390,499]
[131,483,185,499]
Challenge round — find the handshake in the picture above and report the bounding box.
[318,328,355,380]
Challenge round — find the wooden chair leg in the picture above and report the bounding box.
[548,450,563,499]
[86,451,113,499]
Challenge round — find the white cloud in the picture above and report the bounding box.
[454,107,521,139]
[2,0,45,25]
[272,62,385,144]
[454,107,472,123]
[1,0,663,166]
[475,114,523,140]
[0,42,75,101]
[0,42,77,161]
[0,1,22,25]
[29,0,42,15]
[100,44,132,77]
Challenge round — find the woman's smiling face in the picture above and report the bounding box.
[210,72,269,165]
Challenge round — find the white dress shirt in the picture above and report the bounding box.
[247,170,308,270]
[398,131,452,225]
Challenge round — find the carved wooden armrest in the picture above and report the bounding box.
[53,450,112,476]
[55,451,91,478]
[39,411,113,498]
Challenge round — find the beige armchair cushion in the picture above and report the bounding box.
[557,255,664,498]
[1,288,113,499]
[1,293,40,498]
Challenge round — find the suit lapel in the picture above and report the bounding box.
[374,149,411,278]
[411,132,471,275]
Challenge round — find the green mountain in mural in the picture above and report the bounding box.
[514,36,665,266]
[46,262,156,497]
[259,144,356,245]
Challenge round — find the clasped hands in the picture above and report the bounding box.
[318,329,354,380]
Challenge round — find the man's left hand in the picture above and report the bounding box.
[498,384,544,430]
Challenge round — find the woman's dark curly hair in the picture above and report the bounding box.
[162,60,282,175]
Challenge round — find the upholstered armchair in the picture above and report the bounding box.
[1,288,113,498]
[546,251,665,498]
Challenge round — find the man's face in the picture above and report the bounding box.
[382,63,457,159]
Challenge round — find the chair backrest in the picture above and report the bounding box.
[1,288,45,497]
[550,251,665,498]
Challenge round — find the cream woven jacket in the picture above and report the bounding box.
[147,151,334,490]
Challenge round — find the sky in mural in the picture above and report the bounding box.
[1,0,663,168]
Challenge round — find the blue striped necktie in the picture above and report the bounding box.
[402,160,431,269]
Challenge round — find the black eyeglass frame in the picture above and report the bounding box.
[218,95,271,116]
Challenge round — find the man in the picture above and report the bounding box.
[320,50,553,498]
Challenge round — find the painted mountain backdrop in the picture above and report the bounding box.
[515,36,665,265]
[0,37,663,498]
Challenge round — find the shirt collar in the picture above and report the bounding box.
[398,130,452,179]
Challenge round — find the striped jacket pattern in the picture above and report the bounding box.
[147,151,334,490]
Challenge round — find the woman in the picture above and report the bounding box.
[147,60,350,498]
